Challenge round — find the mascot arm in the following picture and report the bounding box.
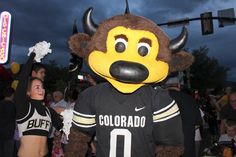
[65,86,96,157]
[152,89,184,157]
[64,126,91,157]
[155,145,184,157]
[153,115,184,157]
[153,115,183,145]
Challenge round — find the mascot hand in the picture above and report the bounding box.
[60,109,73,140]
[28,41,52,62]
[64,127,91,157]
[155,145,184,157]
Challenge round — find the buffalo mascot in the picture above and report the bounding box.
[64,2,194,157]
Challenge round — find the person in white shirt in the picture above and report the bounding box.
[48,90,67,156]
[219,120,236,142]
[51,91,68,109]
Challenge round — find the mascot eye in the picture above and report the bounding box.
[115,38,127,53]
[137,42,150,56]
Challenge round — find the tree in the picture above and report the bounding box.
[190,46,229,94]
[44,60,69,92]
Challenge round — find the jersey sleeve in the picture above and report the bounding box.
[48,107,63,131]
[72,86,96,136]
[152,89,184,146]
[14,53,36,119]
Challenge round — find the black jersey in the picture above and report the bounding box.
[14,53,62,137]
[73,83,183,157]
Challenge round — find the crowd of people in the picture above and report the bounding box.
[1,60,235,157]
[0,54,236,157]
[157,73,236,157]
[190,86,236,156]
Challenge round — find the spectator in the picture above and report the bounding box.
[204,92,219,139]
[216,86,232,110]
[220,91,236,134]
[66,89,79,109]
[195,109,205,157]
[219,120,236,142]
[52,130,64,157]
[51,91,68,109]
[31,62,46,81]
[219,121,235,157]
[207,90,222,131]
[194,90,201,102]
[45,92,53,107]
[48,90,67,156]
[164,74,202,157]
[0,87,15,157]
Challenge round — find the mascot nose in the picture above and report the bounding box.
[110,61,149,83]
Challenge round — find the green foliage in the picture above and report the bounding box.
[190,46,229,94]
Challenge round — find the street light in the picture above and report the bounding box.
[200,12,214,35]
[157,8,236,36]
[218,8,235,27]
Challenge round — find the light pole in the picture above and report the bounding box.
[156,8,236,36]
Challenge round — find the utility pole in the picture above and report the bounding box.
[156,8,236,36]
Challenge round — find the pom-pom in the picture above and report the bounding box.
[60,109,74,140]
[28,41,52,62]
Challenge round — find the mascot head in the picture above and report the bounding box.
[69,4,193,93]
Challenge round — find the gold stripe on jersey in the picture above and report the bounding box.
[73,111,96,127]
[153,100,180,122]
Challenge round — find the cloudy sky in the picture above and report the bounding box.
[1,0,236,81]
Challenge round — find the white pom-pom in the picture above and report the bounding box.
[28,41,52,62]
[60,109,74,140]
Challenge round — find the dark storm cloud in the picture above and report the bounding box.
[2,1,70,60]
[3,1,69,45]
[131,0,211,22]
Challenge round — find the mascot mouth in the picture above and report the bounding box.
[109,60,148,83]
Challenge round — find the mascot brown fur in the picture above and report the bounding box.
[65,4,194,157]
